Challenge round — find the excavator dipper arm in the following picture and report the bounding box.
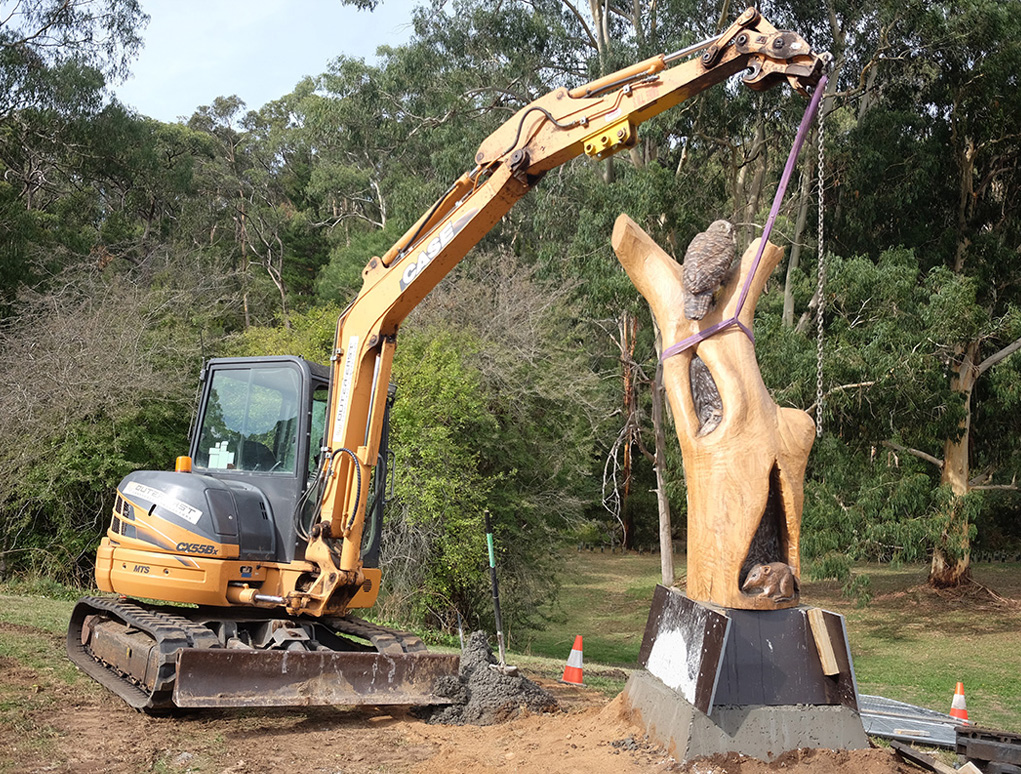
[294,8,826,618]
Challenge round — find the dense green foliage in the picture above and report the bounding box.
[1,0,1020,627]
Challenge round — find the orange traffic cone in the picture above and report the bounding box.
[950,681,969,724]
[561,635,585,685]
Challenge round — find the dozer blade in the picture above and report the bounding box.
[173,648,460,708]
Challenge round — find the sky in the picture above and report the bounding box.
[114,0,419,124]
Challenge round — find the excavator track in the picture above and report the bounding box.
[326,615,429,654]
[67,596,459,711]
[67,596,220,712]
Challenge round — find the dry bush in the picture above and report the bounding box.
[0,251,241,581]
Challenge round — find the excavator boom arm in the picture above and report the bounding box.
[297,8,826,617]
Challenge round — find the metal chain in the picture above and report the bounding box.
[815,100,827,438]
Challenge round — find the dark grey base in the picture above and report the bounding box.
[623,671,870,763]
[639,587,861,714]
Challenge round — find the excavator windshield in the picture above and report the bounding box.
[194,366,302,473]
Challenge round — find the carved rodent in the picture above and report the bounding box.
[741,562,799,603]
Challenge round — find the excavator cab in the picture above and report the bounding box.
[193,361,319,475]
[189,356,388,570]
[189,356,331,565]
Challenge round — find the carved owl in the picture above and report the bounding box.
[682,219,736,320]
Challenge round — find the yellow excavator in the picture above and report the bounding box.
[67,8,826,711]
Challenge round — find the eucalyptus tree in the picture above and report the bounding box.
[800,0,1021,586]
[0,0,146,120]
[184,93,329,327]
[0,0,147,308]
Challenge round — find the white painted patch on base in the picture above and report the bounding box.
[645,627,701,704]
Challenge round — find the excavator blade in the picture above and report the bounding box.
[173,648,460,708]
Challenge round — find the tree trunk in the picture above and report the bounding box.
[929,340,978,587]
[739,114,767,249]
[238,192,252,330]
[650,354,675,586]
[929,495,971,588]
[783,138,816,327]
[613,215,815,610]
[619,311,637,549]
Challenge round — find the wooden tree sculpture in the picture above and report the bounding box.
[612,215,816,610]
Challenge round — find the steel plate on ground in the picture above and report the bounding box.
[859,694,960,748]
[173,649,460,708]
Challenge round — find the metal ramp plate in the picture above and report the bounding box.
[859,694,961,748]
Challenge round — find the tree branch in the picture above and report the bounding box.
[557,0,599,51]
[881,440,943,470]
[3,0,74,49]
[976,335,1021,376]
[804,381,876,413]
[970,469,1017,491]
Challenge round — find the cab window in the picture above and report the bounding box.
[309,384,329,477]
[195,367,302,473]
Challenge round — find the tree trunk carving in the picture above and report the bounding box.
[612,215,816,610]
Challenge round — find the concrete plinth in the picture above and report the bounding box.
[626,586,870,762]
[623,671,870,762]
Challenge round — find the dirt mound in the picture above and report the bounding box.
[425,630,560,725]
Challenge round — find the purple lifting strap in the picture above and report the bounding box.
[660,74,829,363]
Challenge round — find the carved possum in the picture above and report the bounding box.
[740,562,799,603]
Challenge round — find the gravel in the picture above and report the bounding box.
[425,631,560,726]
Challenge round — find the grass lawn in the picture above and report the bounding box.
[821,562,1021,732]
[515,549,664,665]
